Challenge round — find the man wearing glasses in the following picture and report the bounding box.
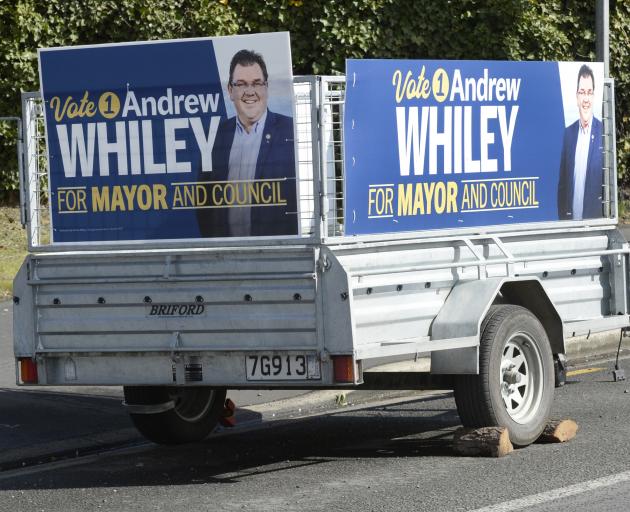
[557,64,604,220]
[198,49,297,237]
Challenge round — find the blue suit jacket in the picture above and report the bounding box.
[557,117,604,220]
[197,110,298,237]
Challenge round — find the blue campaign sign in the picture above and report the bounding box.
[343,59,605,235]
[39,32,298,243]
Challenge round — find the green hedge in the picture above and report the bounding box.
[1,0,628,196]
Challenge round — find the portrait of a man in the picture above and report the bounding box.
[197,49,297,237]
[557,64,604,221]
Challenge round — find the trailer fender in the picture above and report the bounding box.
[12,256,36,359]
[430,277,563,374]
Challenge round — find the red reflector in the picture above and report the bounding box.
[19,358,38,384]
[332,355,354,383]
[219,398,237,428]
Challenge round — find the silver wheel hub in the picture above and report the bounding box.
[169,388,215,422]
[500,333,544,424]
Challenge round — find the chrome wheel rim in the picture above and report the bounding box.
[500,333,544,424]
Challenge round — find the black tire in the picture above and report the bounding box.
[123,386,227,445]
[454,305,555,447]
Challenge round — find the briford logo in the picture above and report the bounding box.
[148,304,205,316]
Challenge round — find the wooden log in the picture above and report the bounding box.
[536,419,578,443]
[452,426,513,457]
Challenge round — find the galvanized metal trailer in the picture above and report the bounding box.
[12,77,629,446]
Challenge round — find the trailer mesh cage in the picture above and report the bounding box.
[19,77,617,250]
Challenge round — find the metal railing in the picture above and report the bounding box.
[293,77,319,237]
[602,80,617,219]
[319,77,346,237]
[21,93,50,247]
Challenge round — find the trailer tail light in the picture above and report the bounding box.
[19,358,38,384]
[332,355,355,383]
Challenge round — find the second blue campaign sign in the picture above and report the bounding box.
[343,59,605,235]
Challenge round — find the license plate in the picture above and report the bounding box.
[245,353,321,381]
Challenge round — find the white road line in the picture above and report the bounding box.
[469,470,630,512]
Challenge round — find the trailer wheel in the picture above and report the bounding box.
[454,305,554,447]
[123,386,227,445]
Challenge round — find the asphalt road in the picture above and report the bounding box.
[0,361,629,512]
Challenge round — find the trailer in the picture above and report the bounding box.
[12,41,630,448]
